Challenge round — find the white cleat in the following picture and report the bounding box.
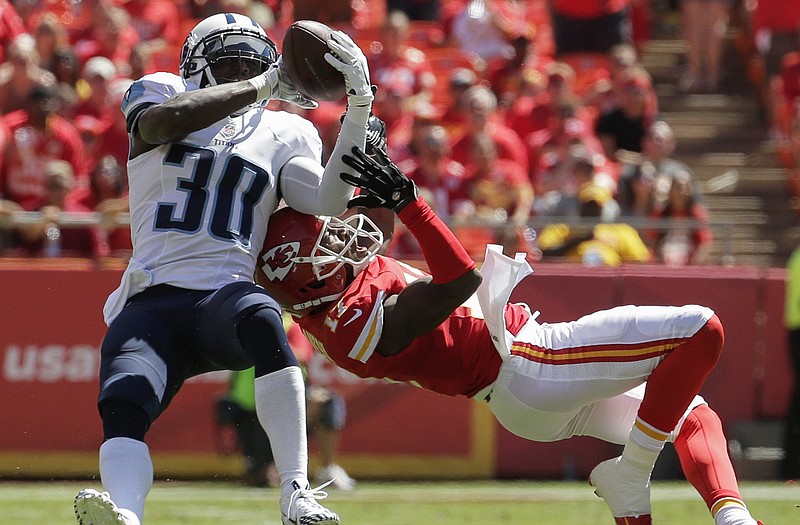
[74,489,139,525]
[281,480,341,525]
[589,456,652,524]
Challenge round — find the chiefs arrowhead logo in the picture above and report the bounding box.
[260,242,300,282]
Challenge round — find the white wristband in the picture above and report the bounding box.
[247,72,272,101]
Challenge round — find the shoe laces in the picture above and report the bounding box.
[286,479,334,516]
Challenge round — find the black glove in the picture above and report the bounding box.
[340,146,418,211]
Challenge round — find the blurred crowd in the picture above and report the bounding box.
[0,0,797,266]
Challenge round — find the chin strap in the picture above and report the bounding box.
[292,292,346,315]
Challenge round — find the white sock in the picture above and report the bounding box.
[99,437,152,523]
[620,419,667,482]
[713,499,758,525]
[254,367,309,496]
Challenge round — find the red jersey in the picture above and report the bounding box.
[406,158,472,218]
[450,122,529,172]
[0,111,88,208]
[296,255,511,398]
[0,0,25,63]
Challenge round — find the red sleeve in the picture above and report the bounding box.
[53,117,89,183]
[396,197,476,284]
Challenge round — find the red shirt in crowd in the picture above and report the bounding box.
[123,0,182,47]
[450,121,529,172]
[0,0,26,63]
[551,0,630,18]
[0,110,87,209]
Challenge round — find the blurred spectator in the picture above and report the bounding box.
[449,0,528,64]
[404,124,471,221]
[0,0,25,63]
[32,11,68,74]
[679,0,729,93]
[550,0,633,56]
[50,45,81,87]
[532,142,614,218]
[616,120,695,218]
[293,0,352,25]
[752,0,800,90]
[82,77,133,174]
[0,33,56,114]
[127,41,155,79]
[122,0,182,52]
[782,243,800,480]
[595,66,657,162]
[484,33,539,111]
[648,170,714,266]
[190,0,276,29]
[15,160,104,258]
[72,56,125,171]
[506,61,587,146]
[750,1,800,140]
[73,56,118,123]
[439,66,479,136]
[73,4,139,75]
[70,154,131,258]
[583,42,644,114]
[388,0,440,21]
[390,102,441,166]
[527,98,607,197]
[32,13,79,112]
[537,181,651,266]
[449,84,528,172]
[372,81,417,160]
[368,10,436,110]
[390,124,470,258]
[0,83,87,210]
[460,132,534,254]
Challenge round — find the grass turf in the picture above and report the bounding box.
[1,479,797,524]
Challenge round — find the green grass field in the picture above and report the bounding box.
[2,479,798,524]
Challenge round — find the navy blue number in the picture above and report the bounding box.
[211,155,269,241]
[155,144,269,241]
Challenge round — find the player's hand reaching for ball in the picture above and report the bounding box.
[324,31,373,108]
[340,146,418,211]
[248,56,318,110]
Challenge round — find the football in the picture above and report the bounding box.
[281,20,347,102]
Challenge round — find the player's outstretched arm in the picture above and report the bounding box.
[341,147,482,357]
[133,80,261,152]
[293,31,374,216]
[279,89,379,218]
[133,61,315,155]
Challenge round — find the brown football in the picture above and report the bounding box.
[281,20,347,102]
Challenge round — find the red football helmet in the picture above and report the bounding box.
[256,207,384,316]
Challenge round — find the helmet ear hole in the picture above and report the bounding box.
[305,279,327,290]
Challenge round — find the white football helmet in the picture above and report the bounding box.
[179,12,277,88]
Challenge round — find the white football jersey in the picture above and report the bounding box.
[107,72,323,320]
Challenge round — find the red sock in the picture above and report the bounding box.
[638,314,723,431]
[674,404,742,510]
